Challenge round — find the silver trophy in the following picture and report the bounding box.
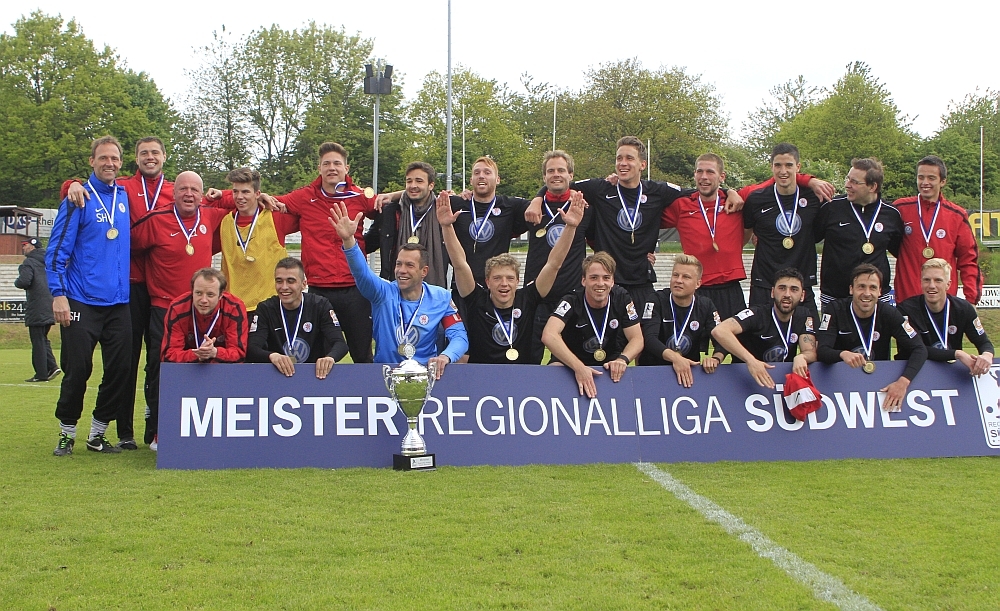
[383,358,438,470]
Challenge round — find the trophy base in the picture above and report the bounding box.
[393,453,436,471]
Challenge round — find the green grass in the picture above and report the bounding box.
[3,308,1000,608]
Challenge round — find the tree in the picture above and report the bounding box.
[924,90,1000,207]
[774,62,919,199]
[0,11,173,206]
[742,75,819,159]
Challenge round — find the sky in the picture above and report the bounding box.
[3,0,998,139]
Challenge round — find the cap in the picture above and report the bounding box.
[22,238,39,247]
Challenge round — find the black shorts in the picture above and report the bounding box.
[696,280,746,322]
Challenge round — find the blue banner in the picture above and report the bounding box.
[157,361,1000,469]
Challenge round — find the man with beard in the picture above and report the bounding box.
[639,255,725,388]
[217,167,300,316]
[366,162,449,287]
[815,158,903,307]
[131,171,233,449]
[247,258,349,379]
[711,268,817,389]
[816,264,926,411]
[542,252,644,398]
[48,136,132,456]
[438,186,585,363]
[896,258,991,376]
[330,202,468,377]
[161,268,248,364]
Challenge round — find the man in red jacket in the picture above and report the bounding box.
[893,155,981,304]
[274,142,377,363]
[131,171,233,446]
[161,268,248,366]
[61,136,174,449]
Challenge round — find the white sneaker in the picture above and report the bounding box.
[149,435,158,452]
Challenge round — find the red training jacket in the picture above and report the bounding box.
[161,291,249,363]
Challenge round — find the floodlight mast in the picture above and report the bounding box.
[446,0,453,191]
[363,62,393,192]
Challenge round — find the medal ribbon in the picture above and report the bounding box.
[772,184,799,237]
[470,196,498,240]
[409,202,433,236]
[771,307,794,358]
[850,304,878,360]
[584,300,611,350]
[192,307,222,345]
[917,196,942,248]
[493,306,515,348]
[234,206,261,256]
[173,205,201,249]
[849,199,883,245]
[670,295,696,351]
[698,193,720,244]
[923,298,951,349]
[320,181,361,199]
[142,174,165,212]
[397,284,426,345]
[615,182,643,233]
[541,196,571,231]
[281,303,305,356]
[86,180,118,231]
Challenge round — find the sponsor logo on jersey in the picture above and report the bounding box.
[736,308,753,321]
[902,320,917,338]
[555,300,571,316]
[819,314,831,331]
[642,302,654,319]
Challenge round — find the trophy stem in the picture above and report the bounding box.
[400,417,425,456]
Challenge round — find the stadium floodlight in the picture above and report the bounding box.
[363,62,394,192]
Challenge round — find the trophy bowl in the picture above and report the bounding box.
[383,358,438,469]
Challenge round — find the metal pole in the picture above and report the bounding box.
[981,124,985,242]
[552,97,557,151]
[373,90,380,192]
[462,103,466,192]
[647,139,651,180]
[446,0,453,191]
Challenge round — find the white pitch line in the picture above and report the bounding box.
[635,462,883,611]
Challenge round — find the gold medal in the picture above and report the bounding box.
[245,255,255,262]
[863,360,876,374]
[594,349,607,362]
[782,237,794,249]
[506,348,519,361]
[712,241,719,251]
[630,232,634,244]
[106,227,119,240]
[862,242,874,255]
[185,243,195,256]
[536,228,547,238]
[922,246,935,259]
[364,187,375,199]
[407,235,419,244]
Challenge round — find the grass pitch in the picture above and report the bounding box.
[2,313,1000,609]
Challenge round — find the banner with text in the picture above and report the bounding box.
[158,361,1000,470]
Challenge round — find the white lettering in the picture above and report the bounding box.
[878,395,908,428]
[704,397,731,433]
[745,395,773,432]
[519,397,549,436]
[808,397,837,430]
[226,397,254,437]
[552,398,581,436]
[931,389,959,426]
[636,399,661,436]
[508,397,516,435]
[181,397,222,437]
[584,399,612,435]
[906,390,935,427]
[835,392,877,429]
[304,396,333,436]
[610,399,635,435]
[336,397,364,436]
[773,393,804,431]
[672,397,701,435]
[476,396,506,435]
[447,397,472,435]
[660,398,671,434]
[420,397,444,435]
[367,397,398,435]
[258,398,269,437]
[272,397,301,437]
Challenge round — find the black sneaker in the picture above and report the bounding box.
[53,434,74,456]
[25,376,44,382]
[117,439,138,450]
[46,368,63,381]
[86,434,122,453]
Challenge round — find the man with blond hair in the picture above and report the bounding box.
[896,258,993,375]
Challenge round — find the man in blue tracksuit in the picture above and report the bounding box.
[329,201,467,375]
[46,136,132,456]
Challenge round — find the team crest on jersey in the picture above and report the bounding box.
[642,302,654,319]
[798,198,808,207]
[118,202,127,213]
[199,224,207,234]
[303,322,313,332]
[639,194,648,203]
[789,333,799,344]
[491,207,501,216]
[902,320,917,338]
[975,317,985,335]
[936,229,946,238]
[690,320,700,331]
[904,225,913,235]
[419,314,429,325]
[805,316,814,332]
[330,310,340,326]
[874,222,884,232]
[626,302,638,320]
[736,308,754,321]
[609,319,619,329]
[555,300,571,316]
[250,314,258,333]
[513,308,522,319]
[872,331,880,342]
[948,325,957,335]
[819,314,831,331]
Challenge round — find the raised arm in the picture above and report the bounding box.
[435,190,475,298]
[535,191,585,299]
